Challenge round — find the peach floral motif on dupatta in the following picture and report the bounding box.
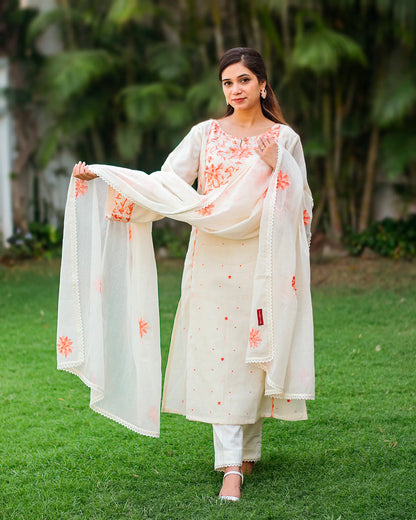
[276,170,290,191]
[138,318,149,338]
[57,336,73,357]
[75,179,88,198]
[249,328,262,349]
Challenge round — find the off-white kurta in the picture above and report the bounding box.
[56,119,314,437]
[163,120,309,423]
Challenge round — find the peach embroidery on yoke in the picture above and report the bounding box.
[202,120,281,194]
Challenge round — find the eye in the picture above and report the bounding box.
[241,78,249,83]
[223,81,231,87]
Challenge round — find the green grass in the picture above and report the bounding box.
[0,258,415,519]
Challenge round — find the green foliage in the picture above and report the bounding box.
[371,65,416,127]
[39,50,116,106]
[346,214,416,258]
[11,0,416,240]
[152,222,191,258]
[106,0,156,26]
[379,129,416,178]
[291,21,366,74]
[1,223,62,262]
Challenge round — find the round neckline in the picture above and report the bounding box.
[212,119,280,140]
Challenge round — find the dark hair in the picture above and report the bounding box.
[218,47,288,125]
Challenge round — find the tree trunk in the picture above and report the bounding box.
[359,126,379,232]
[9,61,38,232]
[323,89,343,241]
[210,0,224,60]
[280,0,291,61]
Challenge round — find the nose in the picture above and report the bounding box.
[232,83,242,95]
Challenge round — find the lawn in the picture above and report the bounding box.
[0,257,415,520]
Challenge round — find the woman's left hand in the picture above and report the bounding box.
[255,137,278,171]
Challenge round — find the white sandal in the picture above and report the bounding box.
[219,470,244,502]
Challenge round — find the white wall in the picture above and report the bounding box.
[0,58,14,245]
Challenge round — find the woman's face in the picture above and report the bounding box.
[221,62,265,112]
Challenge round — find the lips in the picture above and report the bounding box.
[232,98,246,103]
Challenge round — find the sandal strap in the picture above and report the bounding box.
[223,470,244,485]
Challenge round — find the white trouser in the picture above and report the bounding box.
[212,419,264,471]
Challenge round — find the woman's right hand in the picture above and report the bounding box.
[72,161,98,181]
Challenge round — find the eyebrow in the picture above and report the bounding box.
[222,73,251,82]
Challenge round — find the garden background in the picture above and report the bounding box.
[1,0,416,256]
[0,1,415,519]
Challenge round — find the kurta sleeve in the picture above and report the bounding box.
[161,122,206,184]
[104,122,207,221]
[286,132,313,246]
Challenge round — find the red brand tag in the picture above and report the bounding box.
[257,309,264,326]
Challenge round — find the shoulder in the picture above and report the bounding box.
[189,119,214,134]
[278,124,300,140]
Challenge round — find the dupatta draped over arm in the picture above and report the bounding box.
[56,121,314,437]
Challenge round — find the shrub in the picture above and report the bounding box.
[152,221,190,258]
[1,222,62,262]
[346,214,416,259]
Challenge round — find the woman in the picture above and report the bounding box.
[59,47,314,501]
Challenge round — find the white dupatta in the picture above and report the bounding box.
[56,123,314,437]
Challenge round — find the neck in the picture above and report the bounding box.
[230,106,266,128]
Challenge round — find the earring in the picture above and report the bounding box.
[261,89,267,99]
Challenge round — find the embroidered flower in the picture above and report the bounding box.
[276,170,290,191]
[138,318,149,338]
[75,179,88,198]
[57,336,73,357]
[204,163,225,190]
[198,203,214,216]
[292,276,297,294]
[303,209,311,225]
[110,192,135,222]
[249,328,262,349]
[227,145,252,160]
